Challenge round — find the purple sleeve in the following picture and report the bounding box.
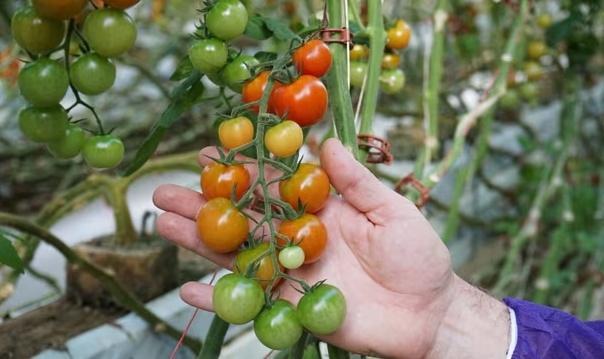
[504,297,604,359]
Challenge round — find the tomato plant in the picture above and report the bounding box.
[279,163,330,213]
[82,135,125,169]
[293,39,332,78]
[206,0,249,41]
[212,273,265,324]
[527,40,546,60]
[196,198,248,253]
[271,75,328,127]
[278,214,327,264]
[218,116,254,150]
[242,71,282,113]
[233,242,280,288]
[70,53,117,95]
[83,9,137,58]
[349,44,369,61]
[264,120,303,158]
[386,19,412,50]
[11,7,65,55]
[278,246,305,270]
[254,300,303,349]
[297,284,346,335]
[381,53,400,70]
[222,55,260,92]
[201,163,251,200]
[32,0,87,20]
[379,68,406,95]
[189,38,228,75]
[18,106,68,143]
[18,58,69,107]
[350,62,367,88]
[47,124,87,159]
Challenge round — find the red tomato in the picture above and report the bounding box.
[278,214,327,264]
[293,39,332,77]
[271,75,328,127]
[104,0,141,9]
[279,164,330,213]
[32,0,87,20]
[201,163,251,200]
[242,71,282,113]
[197,198,249,253]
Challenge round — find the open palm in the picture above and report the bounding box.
[154,139,455,358]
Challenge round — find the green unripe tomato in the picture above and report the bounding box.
[189,38,228,74]
[11,6,65,55]
[254,300,303,350]
[206,0,249,41]
[519,82,538,102]
[18,58,69,107]
[297,284,346,335]
[47,124,87,159]
[537,14,552,29]
[83,9,137,57]
[18,106,68,143]
[222,55,260,92]
[379,68,406,95]
[278,246,305,270]
[349,61,367,88]
[212,273,265,324]
[70,53,116,95]
[500,90,520,110]
[82,135,125,169]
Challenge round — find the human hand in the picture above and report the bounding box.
[153,139,510,358]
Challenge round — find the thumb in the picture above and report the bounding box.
[319,138,416,223]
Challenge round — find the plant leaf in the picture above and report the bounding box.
[264,17,298,42]
[254,51,278,63]
[245,15,272,40]
[0,234,24,273]
[120,72,204,176]
[170,56,194,81]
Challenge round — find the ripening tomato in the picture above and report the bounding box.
[279,163,330,213]
[83,9,137,57]
[349,62,367,88]
[189,38,228,75]
[293,40,332,78]
[519,82,538,102]
[233,242,280,288]
[222,55,260,92]
[537,14,552,29]
[197,198,248,253]
[19,106,68,143]
[47,124,86,159]
[265,120,303,158]
[297,284,346,335]
[349,44,369,61]
[254,300,303,350]
[500,90,520,110]
[104,0,141,9]
[278,214,327,264]
[201,162,250,200]
[32,0,87,20]
[82,135,125,169]
[18,58,69,107]
[213,273,264,324]
[11,7,66,55]
[242,71,282,113]
[218,116,254,150]
[527,41,546,60]
[387,20,412,50]
[70,53,116,95]
[271,75,328,127]
[381,53,400,70]
[524,61,543,81]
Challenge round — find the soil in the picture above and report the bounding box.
[0,247,217,358]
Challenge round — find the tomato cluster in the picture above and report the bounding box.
[349,19,411,95]
[11,0,140,168]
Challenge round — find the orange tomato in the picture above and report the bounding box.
[32,0,87,20]
[104,0,141,9]
[381,53,401,69]
[279,164,330,213]
[278,214,327,264]
[242,71,282,113]
[201,163,251,200]
[218,116,254,150]
[233,242,281,288]
[386,20,412,50]
[197,198,249,253]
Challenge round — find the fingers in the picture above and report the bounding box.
[153,184,204,221]
[180,281,214,312]
[156,212,234,268]
[320,138,416,223]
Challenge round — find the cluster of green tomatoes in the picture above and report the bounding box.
[349,18,412,94]
[185,0,347,350]
[11,0,139,169]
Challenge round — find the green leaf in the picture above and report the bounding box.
[264,17,298,42]
[170,56,194,81]
[545,15,576,47]
[254,51,278,63]
[120,72,204,176]
[245,15,272,40]
[0,234,24,273]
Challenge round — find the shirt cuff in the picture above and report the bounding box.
[506,306,518,359]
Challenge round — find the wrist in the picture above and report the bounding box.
[427,275,511,359]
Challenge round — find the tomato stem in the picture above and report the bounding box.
[198,315,229,359]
